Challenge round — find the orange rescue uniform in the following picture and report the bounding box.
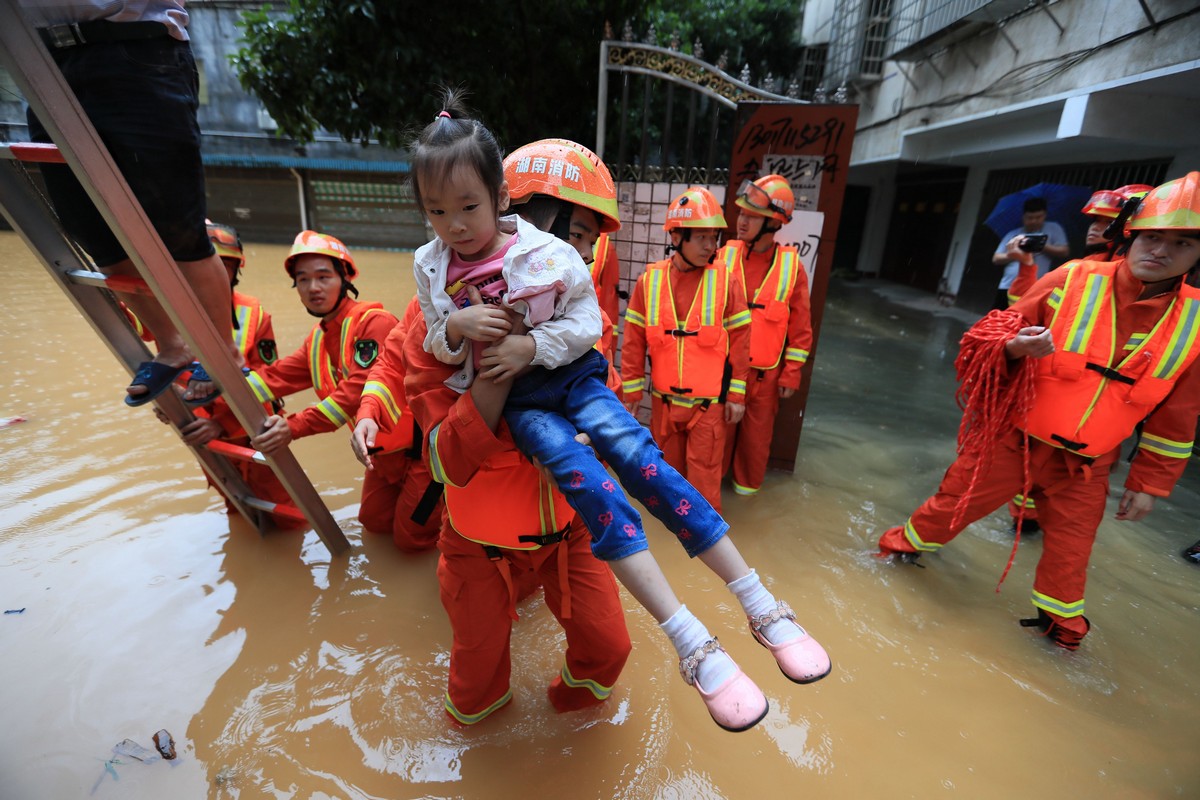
[719,241,813,494]
[622,256,751,511]
[402,315,630,725]
[245,297,399,525]
[355,297,444,552]
[885,258,1200,635]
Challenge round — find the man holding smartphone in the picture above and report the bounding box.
[990,197,1069,309]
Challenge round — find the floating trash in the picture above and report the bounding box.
[113,738,159,763]
[4,608,24,615]
[153,729,176,760]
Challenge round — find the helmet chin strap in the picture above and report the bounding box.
[305,277,358,319]
[745,218,779,251]
[549,199,574,243]
[667,229,715,270]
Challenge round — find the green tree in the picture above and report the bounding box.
[233,1,802,151]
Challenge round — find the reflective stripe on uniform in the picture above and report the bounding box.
[1138,431,1194,459]
[315,396,350,427]
[1012,493,1037,509]
[362,380,402,426]
[903,519,943,552]
[1031,589,1085,618]
[786,346,809,364]
[558,661,614,701]
[245,371,276,403]
[444,689,512,725]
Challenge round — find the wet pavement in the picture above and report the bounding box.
[0,233,1197,798]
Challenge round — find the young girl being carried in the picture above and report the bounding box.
[409,90,831,732]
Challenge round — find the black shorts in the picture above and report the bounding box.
[26,35,214,268]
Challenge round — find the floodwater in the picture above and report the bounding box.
[1,231,1198,799]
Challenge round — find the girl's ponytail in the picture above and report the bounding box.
[410,87,505,217]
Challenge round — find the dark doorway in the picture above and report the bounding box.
[879,166,966,292]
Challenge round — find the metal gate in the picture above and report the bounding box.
[594,26,798,333]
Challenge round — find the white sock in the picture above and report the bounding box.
[660,605,737,689]
[728,569,804,645]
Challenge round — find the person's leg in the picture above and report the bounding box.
[358,457,403,538]
[539,520,631,712]
[1025,451,1114,650]
[878,434,1028,556]
[683,404,726,512]
[437,528,517,724]
[730,367,781,495]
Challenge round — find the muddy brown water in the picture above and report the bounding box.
[1,232,1197,799]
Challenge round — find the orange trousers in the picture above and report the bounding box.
[651,396,726,512]
[894,431,1117,620]
[437,516,631,724]
[359,450,442,553]
[723,366,781,494]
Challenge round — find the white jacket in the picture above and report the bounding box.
[413,214,602,392]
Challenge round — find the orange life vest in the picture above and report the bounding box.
[592,233,612,290]
[721,242,802,370]
[1021,259,1200,457]
[308,302,411,453]
[431,440,574,550]
[642,258,730,400]
[231,292,264,363]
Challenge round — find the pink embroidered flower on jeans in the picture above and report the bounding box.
[598,512,614,527]
[623,523,637,538]
[675,499,691,516]
[569,470,584,488]
[640,463,658,480]
[601,479,615,493]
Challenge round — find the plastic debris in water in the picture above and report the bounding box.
[4,608,25,614]
[0,416,27,428]
[153,729,176,760]
[113,738,160,763]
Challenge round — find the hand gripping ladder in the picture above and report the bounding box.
[0,2,349,555]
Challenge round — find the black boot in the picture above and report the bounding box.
[1182,540,1200,565]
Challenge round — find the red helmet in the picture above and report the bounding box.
[504,139,621,233]
[206,219,244,269]
[1081,184,1154,219]
[1129,172,1200,232]
[735,174,794,224]
[663,187,726,231]
[283,230,358,280]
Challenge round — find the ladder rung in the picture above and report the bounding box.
[207,439,267,464]
[3,142,65,163]
[65,269,154,296]
[242,495,307,524]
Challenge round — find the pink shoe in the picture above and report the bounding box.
[679,639,768,732]
[749,602,832,684]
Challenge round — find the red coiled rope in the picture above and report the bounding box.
[952,309,1038,591]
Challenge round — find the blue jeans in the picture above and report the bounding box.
[504,350,728,562]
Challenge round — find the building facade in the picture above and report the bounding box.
[801,0,1200,311]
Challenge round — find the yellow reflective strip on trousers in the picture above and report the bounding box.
[560,662,614,700]
[1031,590,1085,617]
[1065,272,1108,354]
[903,519,942,551]
[1138,432,1194,458]
[444,689,512,725]
[1153,297,1199,379]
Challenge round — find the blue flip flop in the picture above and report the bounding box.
[183,362,221,407]
[124,361,189,408]
[184,363,251,407]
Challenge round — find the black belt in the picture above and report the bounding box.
[39,20,170,50]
